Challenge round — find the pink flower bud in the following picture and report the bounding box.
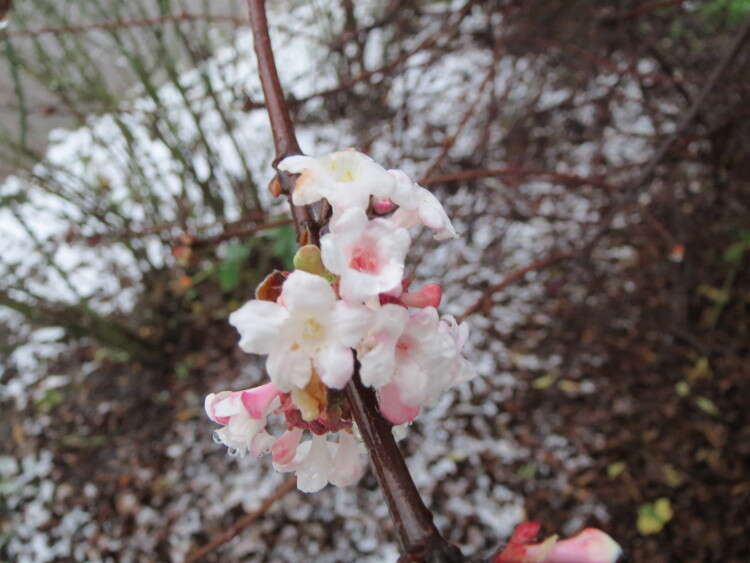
[401,283,442,308]
[372,196,396,214]
[377,382,420,425]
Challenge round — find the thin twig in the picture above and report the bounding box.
[185,476,296,563]
[190,218,293,248]
[421,66,495,179]
[584,15,750,252]
[420,166,613,191]
[5,13,247,38]
[458,252,571,322]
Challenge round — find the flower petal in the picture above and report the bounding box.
[358,304,409,388]
[377,382,420,425]
[541,528,623,563]
[295,436,332,493]
[314,344,354,389]
[281,270,337,314]
[204,391,232,424]
[330,302,372,347]
[229,300,288,354]
[328,433,367,487]
[271,428,303,465]
[240,382,281,419]
[267,344,311,392]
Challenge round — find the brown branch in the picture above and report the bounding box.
[246,1,462,560]
[458,252,572,322]
[190,218,293,248]
[247,0,317,246]
[421,66,495,180]
[345,370,463,562]
[420,166,614,191]
[185,476,296,563]
[5,13,247,38]
[601,0,686,22]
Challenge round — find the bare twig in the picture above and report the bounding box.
[5,13,247,38]
[584,15,750,252]
[420,166,613,191]
[458,252,572,322]
[421,66,495,179]
[189,218,293,248]
[295,0,477,106]
[185,476,296,563]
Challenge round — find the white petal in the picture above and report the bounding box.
[393,355,430,407]
[213,393,244,418]
[204,391,231,423]
[295,436,332,493]
[416,188,451,228]
[369,218,411,260]
[279,155,330,206]
[358,304,408,388]
[281,270,336,314]
[277,154,317,174]
[360,343,397,388]
[250,430,276,457]
[266,344,311,391]
[229,300,288,354]
[314,345,354,389]
[320,231,346,275]
[387,169,419,209]
[330,302,372,347]
[339,269,391,303]
[328,433,367,487]
[391,207,421,229]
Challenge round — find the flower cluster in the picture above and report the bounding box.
[205,149,474,492]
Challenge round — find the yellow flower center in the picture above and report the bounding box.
[302,317,324,341]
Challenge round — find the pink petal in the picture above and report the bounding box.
[240,382,280,419]
[541,528,622,563]
[272,428,303,465]
[377,382,420,425]
[493,523,622,563]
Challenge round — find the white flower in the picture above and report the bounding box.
[204,383,280,457]
[229,270,371,391]
[388,169,457,240]
[388,307,457,407]
[439,314,476,386]
[274,433,367,493]
[321,207,410,302]
[278,149,395,213]
[359,306,474,419]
